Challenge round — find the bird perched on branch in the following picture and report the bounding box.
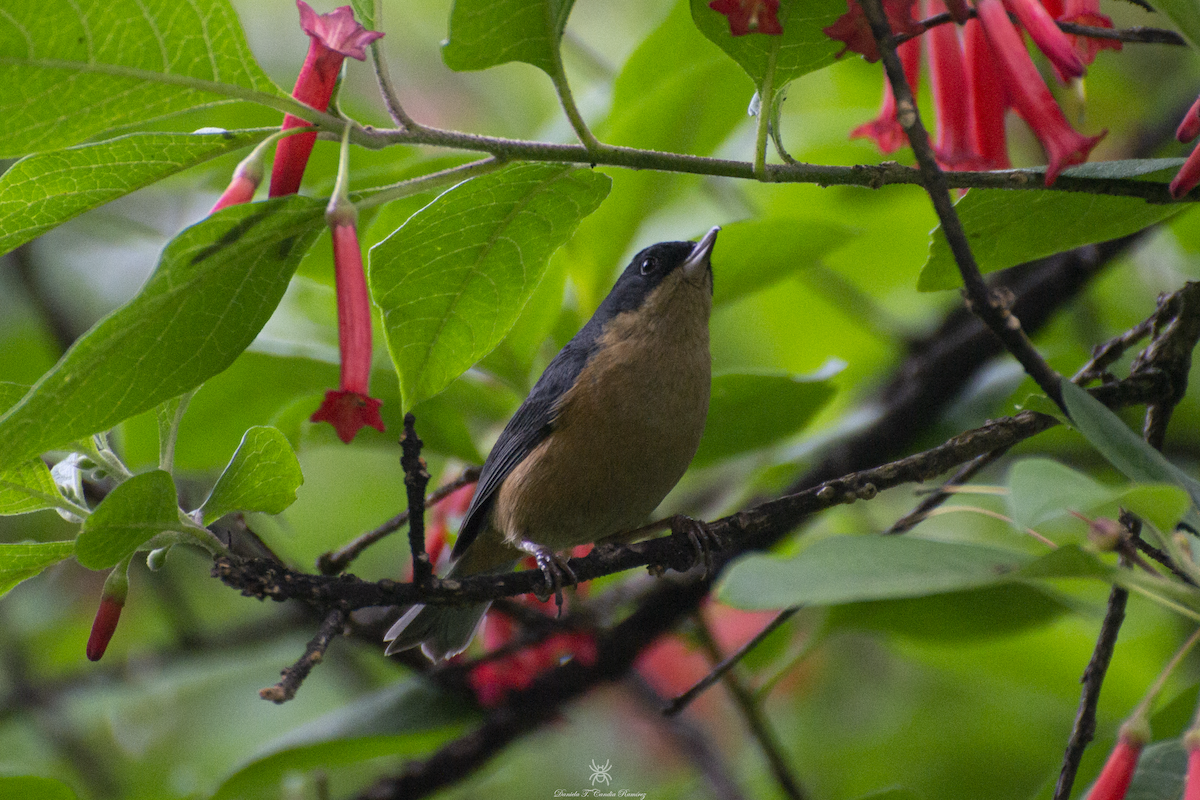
[385,227,720,662]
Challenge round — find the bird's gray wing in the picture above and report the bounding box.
[451,334,597,559]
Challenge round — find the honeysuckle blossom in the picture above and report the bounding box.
[86,569,128,662]
[268,2,383,197]
[709,0,784,36]
[1171,93,1200,199]
[851,38,919,153]
[1087,729,1144,800]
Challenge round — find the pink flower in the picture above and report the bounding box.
[1178,94,1200,144]
[1170,146,1200,199]
[924,0,987,169]
[1057,0,1122,67]
[86,596,123,661]
[310,207,385,442]
[851,38,920,153]
[708,0,784,36]
[1088,733,1143,800]
[268,2,383,198]
[1002,0,1085,81]
[976,0,1104,185]
[824,0,921,62]
[963,18,1011,169]
[1185,741,1200,800]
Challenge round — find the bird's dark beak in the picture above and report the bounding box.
[682,226,719,281]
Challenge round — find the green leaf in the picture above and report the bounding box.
[198,427,304,524]
[212,681,472,800]
[693,371,837,467]
[75,470,179,570]
[0,541,75,598]
[0,458,67,516]
[1020,545,1200,614]
[689,0,844,92]
[0,0,285,158]
[1060,381,1200,513]
[1005,458,1117,530]
[1118,738,1185,800]
[350,0,377,30]
[0,197,324,472]
[919,160,1188,291]
[0,130,271,257]
[0,776,78,800]
[717,536,1032,609]
[369,163,610,410]
[442,0,576,74]
[1154,0,1200,50]
[1120,484,1192,536]
[712,217,853,306]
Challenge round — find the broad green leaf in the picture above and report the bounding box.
[1155,0,1200,49]
[718,536,1031,609]
[693,371,837,466]
[0,459,67,516]
[212,681,472,800]
[1061,381,1200,513]
[442,0,576,74]
[919,160,1188,291]
[0,541,75,598]
[0,130,271,257]
[198,427,304,524]
[0,0,285,158]
[75,470,179,570]
[0,197,325,471]
[690,0,844,92]
[1020,544,1200,613]
[711,217,853,306]
[1005,458,1117,530]
[350,0,377,30]
[1120,484,1191,536]
[369,163,610,410]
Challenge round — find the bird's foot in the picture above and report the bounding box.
[668,514,723,577]
[517,541,577,615]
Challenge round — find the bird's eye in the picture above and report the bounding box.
[639,257,656,276]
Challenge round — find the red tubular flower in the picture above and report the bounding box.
[924,0,986,169]
[851,38,920,153]
[977,0,1104,185]
[310,213,385,442]
[709,0,783,36]
[1185,740,1200,800]
[1089,732,1144,800]
[1002,0,1085,81]
[1170,145,1200,199]
[210,154,263,213]
[1057,0,1121,67]
[1178,94,1200,144]
[824,0,920,62]
[86,596,124,661]
[963,18,1011,169]
[268,2,383,197]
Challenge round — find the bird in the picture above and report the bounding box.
[385,226,720,662]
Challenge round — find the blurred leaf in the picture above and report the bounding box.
[1020,544,1200,613]
[711,217,853,306]
[1061,381,1200,513]
[75,470,179,570]
[0,197,324,471]
[919,160,1187,291]
[0,0,284,158]
[442,0,575,74]
[1120,484,1191,535]
[369,163,610,410]
[351,0,376,29]
[1120,738,1185,800]
[693,371,836,466]
[718,536,1031,609]
[0,130,270,257]
[212,680,473,800]
[1005,458,1117,530]
[828,583,1071,642]
[198,427,304,524]
[0,541,75,598]
[0,776,78,800]
[1154,0,1200,49]
[689,0,844,92]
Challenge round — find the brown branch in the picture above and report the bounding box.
[258,609,346,704]
[400,413,433,586]
[896,9,1187,47]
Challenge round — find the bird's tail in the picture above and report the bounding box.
[383,556,513,662]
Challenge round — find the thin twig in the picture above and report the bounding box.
[259,608,346,704]
[664,608,799,716]
[401,413,433,586]
[859,0,1066,409]
[316,466,480,575]
[368,38,420,130]
[896,9,1186,47]
[691,615,807,800]
[887,448,1008,533]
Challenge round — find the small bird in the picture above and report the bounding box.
[385,227,719,661]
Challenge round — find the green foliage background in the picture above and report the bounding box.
[2,0,1200,799]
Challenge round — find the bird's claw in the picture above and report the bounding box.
[669,514,722,577]
[520,543,577,615]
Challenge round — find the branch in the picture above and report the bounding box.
[258,608,346,704]
[896,9,1187,47]
[400,414,433,585]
